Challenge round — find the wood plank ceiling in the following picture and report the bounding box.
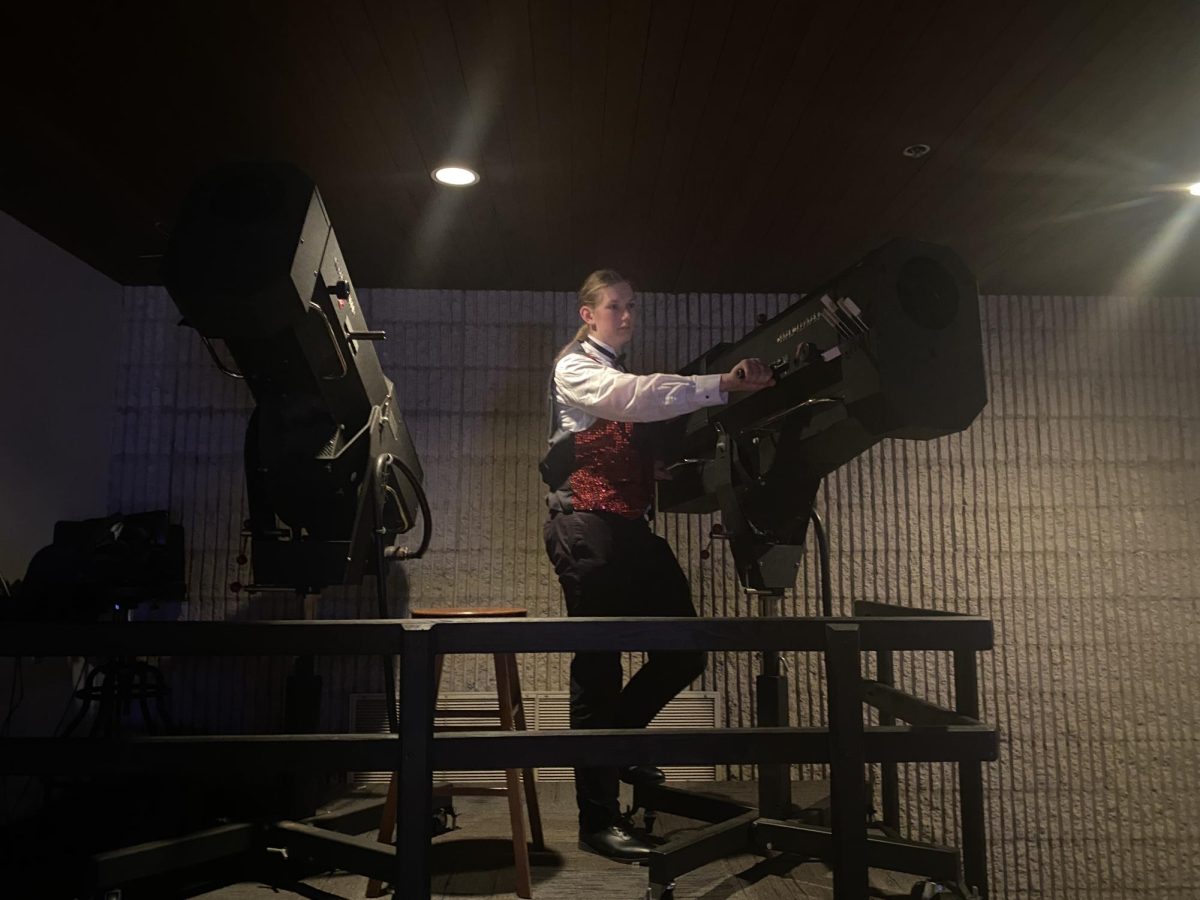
[3,1,1200,295]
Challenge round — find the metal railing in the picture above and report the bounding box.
[0,611,996,900]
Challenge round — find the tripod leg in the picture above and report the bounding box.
[95,664,120,737]
[63,663,100,737]
[135,662,157,733]
[150,664,174,732]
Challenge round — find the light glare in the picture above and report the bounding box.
[1188,182,1200,197]
[432,166,479,186]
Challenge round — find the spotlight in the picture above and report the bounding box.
[163,162,429,591]
[432,166,480,186]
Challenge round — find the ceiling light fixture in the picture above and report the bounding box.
[901,143,932,159]
[432,166,479,186]
[1188,182,1200,197]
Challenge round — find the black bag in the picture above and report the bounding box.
[18,511,185,621]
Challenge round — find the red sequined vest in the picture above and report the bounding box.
[568,419,654,518]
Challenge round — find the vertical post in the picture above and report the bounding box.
[394,623,436,900]
[875,648,899,830]
[825,623,867,900]
[756,650,791,816]
[954,648,988,900]
[754,590,792,817]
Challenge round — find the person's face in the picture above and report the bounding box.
[581,282,636,349]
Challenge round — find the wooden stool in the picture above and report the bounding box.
[366,607,545,899]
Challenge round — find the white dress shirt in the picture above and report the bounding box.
[553,338,728,432]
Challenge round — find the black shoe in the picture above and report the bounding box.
[578,825,652,863]
[619,765,666,786]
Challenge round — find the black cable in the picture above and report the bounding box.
[1,657,24,737]
[369,447,401,735]
[374,529,399,735]
[383,456,432,560]
[370,443,435,734]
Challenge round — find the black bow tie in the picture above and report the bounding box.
[585,338,626,370]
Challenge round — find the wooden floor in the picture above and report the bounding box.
[196,781,927,900]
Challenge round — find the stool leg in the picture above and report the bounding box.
[495,654,532,899]
[507,654,544,851]
[365,774,398,898]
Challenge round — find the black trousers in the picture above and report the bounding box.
[544,510,707,831]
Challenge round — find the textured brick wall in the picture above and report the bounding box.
[111,286,1200,898]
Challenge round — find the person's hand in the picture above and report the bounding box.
[720,358,775,393]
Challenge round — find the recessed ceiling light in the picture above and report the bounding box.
[901,143,931,159]
[432,166,479,186]
[1188,182,1200,197]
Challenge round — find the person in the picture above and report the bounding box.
[541,269,773,862]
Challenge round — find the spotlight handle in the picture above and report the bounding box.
[198,335,245,380]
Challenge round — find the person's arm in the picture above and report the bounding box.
[555,354,773,423]
[717,359,775,393]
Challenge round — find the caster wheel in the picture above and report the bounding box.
[431,804,458,836]
[643,811,657,834]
